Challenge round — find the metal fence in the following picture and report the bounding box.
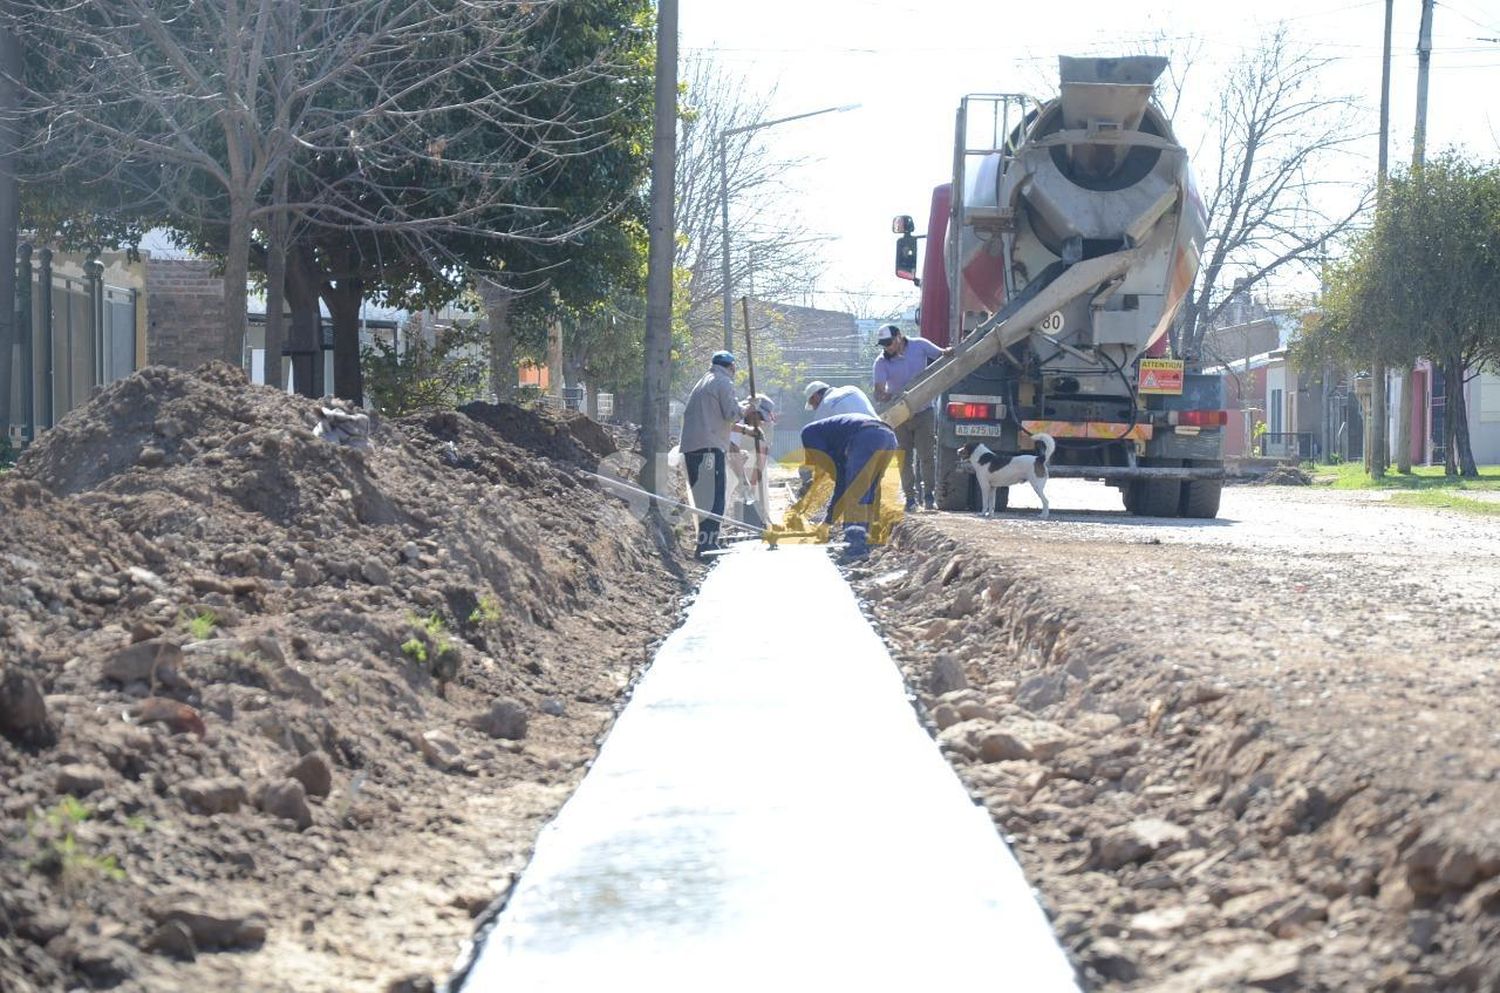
[1259,432,1315,460]
[6,249,138,443]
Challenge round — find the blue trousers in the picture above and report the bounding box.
[828,423,899,522]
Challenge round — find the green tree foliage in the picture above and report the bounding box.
[9,0,654,401]
[1296,153,1500,476]
[362,322,488,418]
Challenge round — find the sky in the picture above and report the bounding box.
[679,0,1500,318]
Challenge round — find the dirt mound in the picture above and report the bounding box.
[1254,464,1314,486]
[459,401,616,469]
[1,363,689,992]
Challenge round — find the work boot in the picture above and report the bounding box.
[840,525,870,561]
[694,529,716,561]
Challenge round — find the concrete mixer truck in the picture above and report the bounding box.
[884,56,1226,518]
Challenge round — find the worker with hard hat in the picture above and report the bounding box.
[680,351,759,559]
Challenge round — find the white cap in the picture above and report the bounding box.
[803,381,831,406]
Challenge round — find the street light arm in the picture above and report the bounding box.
[719,102,861,351]
[723,103,862,138]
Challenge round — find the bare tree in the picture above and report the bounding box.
[9,0,625,384]
[1177,27,1373,361]
[674,59,828,372]
[835,285,907,323]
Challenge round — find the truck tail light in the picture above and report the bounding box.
[1169,409,1227,427]
[946,401,996,420]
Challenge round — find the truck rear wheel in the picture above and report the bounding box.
[1127,479,1181,517]
[1178,461,1224,519]
[935,445,975,512]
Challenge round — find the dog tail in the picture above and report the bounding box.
[1032,432,1056,466]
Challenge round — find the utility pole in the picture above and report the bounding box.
[0,19,19,445]
[639,0,677,497]
[1413,0,1434,167]
[1379,0,1393,189]
[1368,0,1396,476]
[1396,0,1435,474]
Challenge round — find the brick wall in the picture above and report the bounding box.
[145,259,233,369]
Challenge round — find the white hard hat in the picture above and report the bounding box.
[803,381,831,406]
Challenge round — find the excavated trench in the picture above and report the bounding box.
[849,519,1500,992]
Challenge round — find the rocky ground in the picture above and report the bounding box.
[8,368,1500,993]
[852,481,1500,992]
[0,364,695,993]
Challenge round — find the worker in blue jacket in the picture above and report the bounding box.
[794,412,899,559]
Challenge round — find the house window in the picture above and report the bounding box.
[1270,388,1284,435]
[1480,369,1500,424]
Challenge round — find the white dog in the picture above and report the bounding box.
[957,433,1057,519]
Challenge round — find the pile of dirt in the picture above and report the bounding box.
[459,401,617,470]
[1254,464,1314,486]
[0,363,691,993]
[851,522,1500,992]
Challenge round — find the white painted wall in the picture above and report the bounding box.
[1471,368,1500,466]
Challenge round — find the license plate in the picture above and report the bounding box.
[954,423,1004,437]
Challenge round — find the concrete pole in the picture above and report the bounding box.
[1378,0,1393,190]
[1397,0,1435,471]
[639,0,678,496]
[0,21,18,441]
[17,242,31,441]
[720,141,733,353]
[1413,0,1434,168]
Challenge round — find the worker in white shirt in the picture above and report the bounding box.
[803,380,877,421]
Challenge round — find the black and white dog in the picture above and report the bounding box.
[957,433,1057,519]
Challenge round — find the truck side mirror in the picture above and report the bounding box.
[891,215,915,235]
[895,233,919,282]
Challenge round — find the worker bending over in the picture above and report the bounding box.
[787,412,901,561]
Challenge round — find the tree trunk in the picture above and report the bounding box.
[322,277,364,404]
[262,166,290,390]
[1443,357,1459,476]
[284,246,323,397]
[1450,359,1478,477]
[546,314,564,399]
[223,195,252,369]
[478,280,516,401]
[1370,360,1387,478]
[1396,365,1413,473]
[1180,294,1204,363]
[586,382,599,420]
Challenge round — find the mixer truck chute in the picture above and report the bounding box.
[881,56,1226,519]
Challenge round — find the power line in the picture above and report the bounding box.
[1438,0,1500,34]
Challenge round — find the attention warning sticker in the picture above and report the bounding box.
[1138,359,1185,396]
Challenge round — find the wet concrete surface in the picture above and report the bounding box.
[458,544,1079,992]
